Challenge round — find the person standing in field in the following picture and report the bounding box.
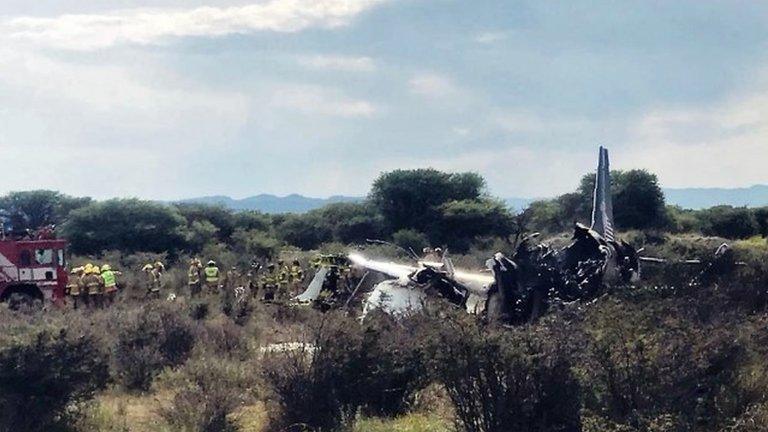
[84,265,104,309]
[101,264,120,306]
[289,259,304,295]
[66,266,85,310]
[204,260,220,294]
[188,258,203,297]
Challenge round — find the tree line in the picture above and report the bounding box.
[1,168,766,258]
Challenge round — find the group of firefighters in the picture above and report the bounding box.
[188,258,306,302]
[65,257,309,307]
[63,251,373,309]
[65,263,121,309]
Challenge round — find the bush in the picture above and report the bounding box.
[0,329,109,432]
[114,303,195,391]
[392,229,429,254]
[581,298,746,430]
[159,358,258,432]
[423,313,581,432]
[697,206,760,239]
[262,313,427,431]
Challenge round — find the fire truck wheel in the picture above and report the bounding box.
[7,292,42,310]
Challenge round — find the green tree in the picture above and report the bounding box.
[311,202,385,244]
[577,169,668,230]
[0,190,91,234]
[231,228,280,258]
[174,203,236,241]
[696,206,759,239]
[391,229,429,257]
[277,214,332,250]
[233,210,272,232]
[185,220,220,252]
[369,169,485,233]
[524,200,569,234]
[754,207,768,237]
[435,199,516,250]
[61,199,187,254]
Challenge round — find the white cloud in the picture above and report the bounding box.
[298,54,376,72]
[272,85,376,117]
[622,90,768,188]
[493,111,591,134]
[2,0,388,51]
[474,31,507,44]
[408,73,456,97]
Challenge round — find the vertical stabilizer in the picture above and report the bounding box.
[591,146,615,241]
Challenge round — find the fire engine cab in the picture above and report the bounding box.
[0,238,69,305]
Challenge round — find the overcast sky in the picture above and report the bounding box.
[1,0,767,200]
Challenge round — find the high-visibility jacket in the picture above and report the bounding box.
[278,266,290,284]
[102,270,117,293]
[260,270,278,287]
[204,266,220,283]
[188,266,201,285]
[290,265,303,282]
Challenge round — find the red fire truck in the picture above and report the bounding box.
[0,237,69,305]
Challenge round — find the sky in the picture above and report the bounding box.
[1,0,767,201]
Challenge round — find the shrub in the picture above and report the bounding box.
[423,313,581,432]
[697,206,760,239]
[159,358,258,432]
[114,303,195,391]
[262,313,427,431]
[197,316,249,359]
[392,229,429,254]
[581,298,746,430]
[0,329,109,432]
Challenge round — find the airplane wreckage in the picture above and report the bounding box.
[293,147,729,324]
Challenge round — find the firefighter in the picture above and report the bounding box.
[188,258,203,297]
[276,259,290,301]
[66,266,85,310]
[225,266,241,290]
[246,260,262,298]
[101,264,120,306]
[84,265,104,308]
[204,260,220,294]
[260,263,278,302]
[141,263,154,297]
[150,261,165,297]
[289,259,304,295]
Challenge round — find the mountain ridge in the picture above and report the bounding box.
[176,185,768,214]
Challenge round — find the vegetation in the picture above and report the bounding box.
[1,168,768,431]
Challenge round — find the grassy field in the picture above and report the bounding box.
[1,236,768,432]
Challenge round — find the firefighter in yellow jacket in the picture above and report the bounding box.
[188,258,203,297]
[260,263,279,302]
[66,266,85,309]
[204,260,220,294]
[84,265,104,308]
[289,259,304,295]
[150,262,165,297]
[101,264,121,306]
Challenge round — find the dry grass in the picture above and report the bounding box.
[352,413,455,432]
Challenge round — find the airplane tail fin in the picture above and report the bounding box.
[591,146,615,241]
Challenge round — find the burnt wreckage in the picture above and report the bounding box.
[485,147,640,323]
[297,147,642,323]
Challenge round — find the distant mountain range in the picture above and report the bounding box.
[176,194,361,213]
[177,185,768,214]
[663,185,768,210]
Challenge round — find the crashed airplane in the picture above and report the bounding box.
[295,146,641,323]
